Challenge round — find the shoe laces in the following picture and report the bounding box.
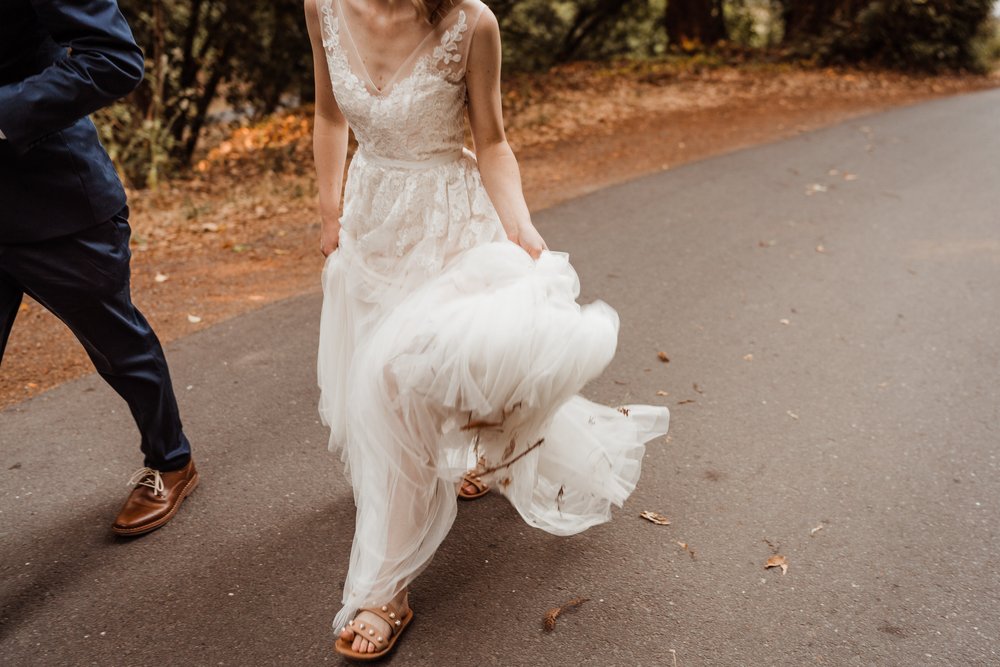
[128,467,165,497]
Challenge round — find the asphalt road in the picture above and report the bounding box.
[2,88,999,667]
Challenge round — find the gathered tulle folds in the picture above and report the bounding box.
[319,155,669,633]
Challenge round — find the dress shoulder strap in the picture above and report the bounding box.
[430,0,488,80]
[318,0,340,50]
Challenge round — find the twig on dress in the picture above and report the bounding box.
[475,438,545,476]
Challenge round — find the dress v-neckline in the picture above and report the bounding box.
[335,0,460,96]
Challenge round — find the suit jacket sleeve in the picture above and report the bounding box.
[0,0,144,155]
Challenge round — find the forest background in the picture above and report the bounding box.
[4,0,1000,408]
[99,0,1000,187]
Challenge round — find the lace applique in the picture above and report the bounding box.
[320,1,368,99]
[432,10,468,70]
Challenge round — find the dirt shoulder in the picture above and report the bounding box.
[3,62,997,409]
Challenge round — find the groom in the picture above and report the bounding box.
[0,0,198,536]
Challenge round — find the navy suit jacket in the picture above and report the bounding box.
[0,0,144,242]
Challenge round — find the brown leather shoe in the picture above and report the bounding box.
[112,459,199,536]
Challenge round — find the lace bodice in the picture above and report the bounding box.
[320,0,486,163]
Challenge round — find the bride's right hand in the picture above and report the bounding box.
[507,221,547,260]
[320,215,341,256]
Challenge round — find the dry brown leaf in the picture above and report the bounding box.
[677,399,696,405]
[656,390,669,396]
[502,437,517,460]
[640,511,671,525]
[765,555,788,574]
[810,524,824,536]
[187,314,202,324]
[779,318,791,325]
[786,410,799,420]
[677,541,696,560]
[542,597,590,632]
[815,244,826,253]
[743,353,754,361]
[693,383,704,394]
[154,273,169,283]
[657,351,670,363]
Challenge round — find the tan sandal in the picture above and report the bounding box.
[334,600,413,661]
[458,471,490,500]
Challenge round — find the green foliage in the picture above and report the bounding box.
[725,0,784,48]
[780,0,998,72]
[840,0,996,71]
[975,17,1000,65]
[105,0,311,187]
[94,0,996,188]
[494,1,663,71]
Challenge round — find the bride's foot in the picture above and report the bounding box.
[338,590,411,655]
[458,471,489,500]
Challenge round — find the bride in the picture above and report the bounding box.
[304,0,670,659]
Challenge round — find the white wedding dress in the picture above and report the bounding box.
[315,0,670,632]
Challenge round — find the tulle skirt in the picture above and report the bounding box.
[319,238,669,631]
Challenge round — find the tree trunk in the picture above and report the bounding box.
[664,0,727,48]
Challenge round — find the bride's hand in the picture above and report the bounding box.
[320,215,341,256]
[507,221,547,260]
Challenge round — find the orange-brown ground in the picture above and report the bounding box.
[3,62,997,409]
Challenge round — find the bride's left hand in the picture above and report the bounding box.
[508,222,547,260]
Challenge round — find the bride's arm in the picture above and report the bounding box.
[305,0,350,256]
[466,8,547,259]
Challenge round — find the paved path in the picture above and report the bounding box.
[2,88,999,666]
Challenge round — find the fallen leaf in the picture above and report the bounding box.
[677,541,696,560]
[758,239,776,248]
[656,390,669,396]
[154,273,169,283]
[657,351,670,363]
[542,597,589,632]
[815,245,826,253]
[828,168,840,176]
[786,410,799,420]
[810,524,824,536]
[779,318,791,325]
[187,314,202,324]
[743,353,754,361]
[843,172,858,181]
[200,222,220,233]
[640,511,671,525]
[677,399,696,405]
[693,383,704,394]
[805,183,828,195]
[765,555,788,574]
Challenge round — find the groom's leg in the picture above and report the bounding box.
[0,268,24,360]
[1,209,191,471]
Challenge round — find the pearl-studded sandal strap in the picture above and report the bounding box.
[462,472,488,493]
[351,604,403,650]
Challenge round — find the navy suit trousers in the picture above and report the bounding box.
[0,209,191,471]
